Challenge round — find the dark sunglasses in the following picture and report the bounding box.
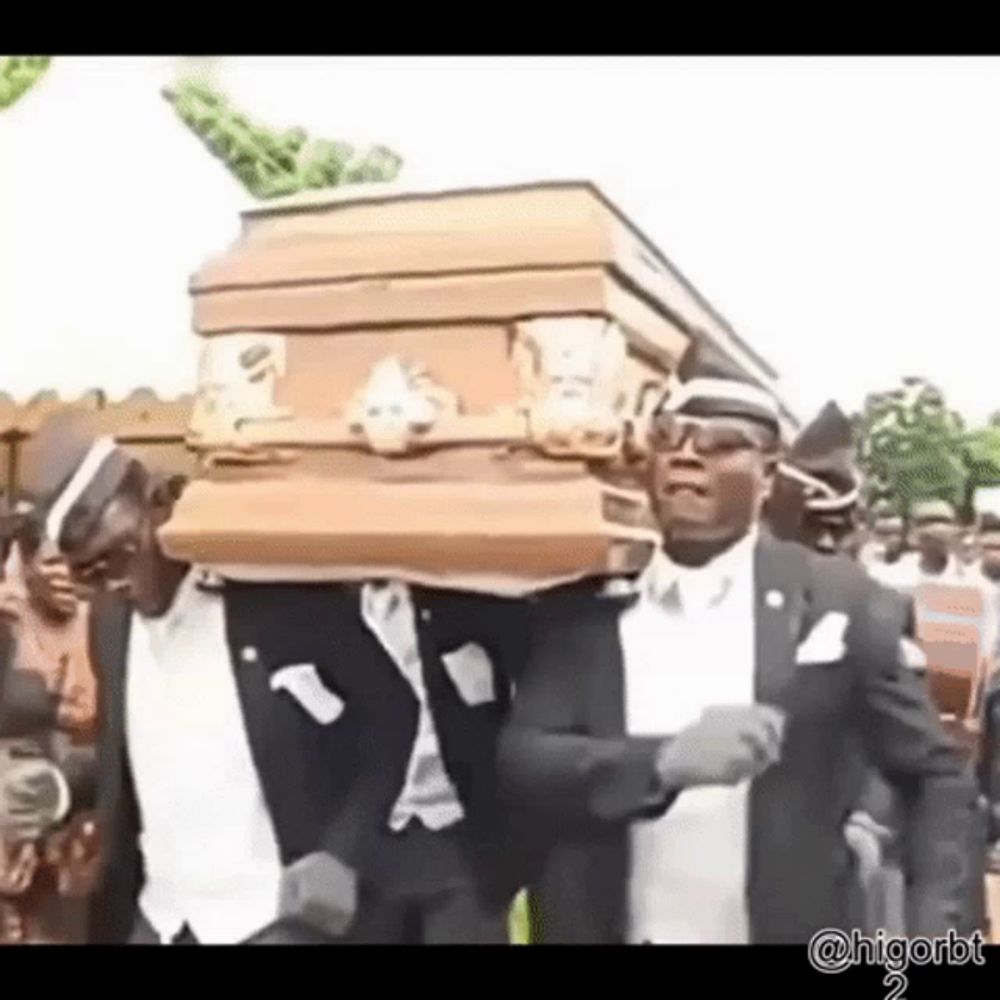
[649,413,773,456]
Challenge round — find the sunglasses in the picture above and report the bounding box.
[649,413,774,456]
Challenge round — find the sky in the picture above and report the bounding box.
[2,55,999,426]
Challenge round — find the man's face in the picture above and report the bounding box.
[648,412,777,545]
[868,519,903,561]
[802,509,856,556]
[979,530,1000,581]
[914,520,958,561]
[63,489,168,617]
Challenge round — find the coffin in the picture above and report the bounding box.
[160,181,783,593]
[914,582,992,757]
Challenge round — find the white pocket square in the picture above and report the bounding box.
[899,637,928,670]
[441,643,496,707]
[796,612,849,664]
[270,664,345,725]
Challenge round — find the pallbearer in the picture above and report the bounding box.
[768,400,860,556]
[500,350,977,944]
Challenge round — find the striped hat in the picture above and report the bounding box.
[656,343,782,435]
[778,401,859,513]
[17,410,135,551]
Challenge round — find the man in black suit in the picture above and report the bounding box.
[500,360,978,944]
[27,416,527,944]
[768,401,908,935]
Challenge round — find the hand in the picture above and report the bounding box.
[844,815,884,886]
[45,813,101,897]
[655,705,787,790]
[0,840,39,896]
[278,851,357,938]
[0,755,69,839]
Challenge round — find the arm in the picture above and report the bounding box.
[499,596,675,828]
[858,584,981,935]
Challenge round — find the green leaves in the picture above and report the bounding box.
[162,78,404,200]
[0,56,52,111]
[856,377,1000,521]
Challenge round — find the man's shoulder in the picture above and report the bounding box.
[758,535,909,627]
[528,578,637,638]
[758,534,866,598]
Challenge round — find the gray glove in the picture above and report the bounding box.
[277,851,358,938]
[0,741,69,839]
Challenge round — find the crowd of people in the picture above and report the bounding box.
[0,356,996,945]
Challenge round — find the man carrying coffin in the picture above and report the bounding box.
[768,401,913,936]
[26,415,528,944]
[18,415,396,944]
[500,352,978,944]
[768,400,861,558]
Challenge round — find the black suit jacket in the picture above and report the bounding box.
[86,580,529,942]
[500,534,979,943]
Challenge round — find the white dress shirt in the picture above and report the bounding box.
[360,581,465,832]
[620,529,758,944]
[125,571,283,944]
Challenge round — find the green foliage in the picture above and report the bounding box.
[855,377,1000,522]
[162,78,403,200]
[0,56,51,111]
[856,377,967,518]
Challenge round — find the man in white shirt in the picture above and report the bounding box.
[878,500,966,594]
[859,506,907,583]
[501,350,977,943]
[285,578,529,944]
[25,413,530,944]
[20,415,365,944]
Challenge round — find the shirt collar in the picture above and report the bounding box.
[640,527,759,613]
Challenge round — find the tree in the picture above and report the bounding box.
[855,377,968,520]
[0,57,51,111]
[162,78,403,200]
[960,424,1000,517]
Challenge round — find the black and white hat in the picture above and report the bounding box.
[656,344,783,435]
[778,401,860,514]
[18,410,134,550]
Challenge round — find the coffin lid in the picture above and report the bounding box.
[192,180,789,422]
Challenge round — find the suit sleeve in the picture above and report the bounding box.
[856,581,982,935]
[499,595,676,827]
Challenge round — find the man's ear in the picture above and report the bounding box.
[148,474,187,509]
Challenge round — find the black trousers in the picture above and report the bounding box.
[347,821,509,944]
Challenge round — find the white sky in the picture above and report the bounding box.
[2,55,999,426]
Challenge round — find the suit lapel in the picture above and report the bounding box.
[752,535,812,707]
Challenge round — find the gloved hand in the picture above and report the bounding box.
[844,811,891,886]
[277,851,358,938]
[0,742,70,840]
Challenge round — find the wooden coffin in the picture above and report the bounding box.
[914,582,992,755]
[160,182,783,592]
